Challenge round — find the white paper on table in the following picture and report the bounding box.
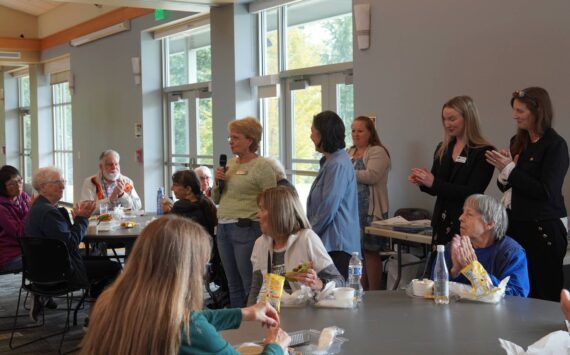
[499,330,570,355]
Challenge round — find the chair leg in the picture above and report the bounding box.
[9,291,75,353]
[73,290,86,326]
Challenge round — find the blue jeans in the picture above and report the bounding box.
[217,221,261,307]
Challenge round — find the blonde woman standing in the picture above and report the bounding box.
[409,96,494,246]
[214,117,276,307]
[348,116,390,290]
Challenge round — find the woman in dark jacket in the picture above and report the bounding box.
[486,87,569,301]
[163,170,217,236]
[409,96,494,246]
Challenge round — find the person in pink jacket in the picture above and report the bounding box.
[0,165,31,273]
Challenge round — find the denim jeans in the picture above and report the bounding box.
[217,221,261,307]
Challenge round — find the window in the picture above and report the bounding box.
[163,22,213,190]
[255,0,353,207]
[52,82,73,202]
[165,26,212,87]
[17,76,32,184]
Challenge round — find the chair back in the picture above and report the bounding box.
[394,208,430,221]
[19,237,72,286]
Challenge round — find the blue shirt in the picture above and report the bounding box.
[433,236,530,297]
[307,149,361,255]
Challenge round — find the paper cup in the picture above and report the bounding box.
[412,279,434,297]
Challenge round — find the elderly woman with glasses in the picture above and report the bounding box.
[434,194,530,297]
[214,117,276,307]
[194,166,213,199]
[0,165,31,273]
[485,87,568,301]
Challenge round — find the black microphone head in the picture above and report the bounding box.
[219,154,227,167]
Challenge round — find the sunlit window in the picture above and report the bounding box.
[52,82,73,202]
[17,76,32,185]
[165,27,211,86]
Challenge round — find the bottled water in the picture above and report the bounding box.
[348,252,364,303]
[156,187,164,215]
[433,244,449,304]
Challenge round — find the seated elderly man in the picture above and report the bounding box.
[25,166,121,322]
[81,149,141,213]
[434,194,530,297]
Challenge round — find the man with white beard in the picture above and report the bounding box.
[81,149,142,213]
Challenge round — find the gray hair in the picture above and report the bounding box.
[464,194,508,239]
[32,166,62,191]
[264,157,286,181]
[194,166,212,178]
[99,149,120,163]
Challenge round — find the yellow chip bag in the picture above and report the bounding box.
[261,273,285,312]
[460,260,494,296]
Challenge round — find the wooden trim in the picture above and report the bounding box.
[41,7,153,50]
[0,38,41,51]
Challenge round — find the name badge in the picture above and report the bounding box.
[455,156,467,163]
[235,169,248,175]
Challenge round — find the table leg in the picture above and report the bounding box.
[393,242,402,290]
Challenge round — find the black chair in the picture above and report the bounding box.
[9,237,86,354]
[0,267,39,332]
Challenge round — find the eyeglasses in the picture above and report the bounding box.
[512,90,538,106]
[45,179,66,185]
[5,178,23,187]
[199,176,211,181]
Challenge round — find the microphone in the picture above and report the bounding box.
[218,154,227,193]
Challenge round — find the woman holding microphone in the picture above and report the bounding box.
[214,117,276,307]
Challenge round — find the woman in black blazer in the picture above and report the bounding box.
[409,96,494,246]
[486,87,569,301]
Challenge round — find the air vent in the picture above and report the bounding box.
[0,51,21,59]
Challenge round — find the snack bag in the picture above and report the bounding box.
[261,273,285,312]
[460,260,494,296]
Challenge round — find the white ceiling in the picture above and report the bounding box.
[0,0,61,16]
[0,0,236,16]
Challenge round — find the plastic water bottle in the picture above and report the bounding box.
[156,187,164,215]
[433,245,449,304]
[348,252,364,303]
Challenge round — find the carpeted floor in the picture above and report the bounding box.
[0,272,87,354]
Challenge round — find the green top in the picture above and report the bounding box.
[214,157,276,219]
[179,308,283,355]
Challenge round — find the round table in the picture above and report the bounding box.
[222,291,566,354]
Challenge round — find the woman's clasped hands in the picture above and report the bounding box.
[449,235,477,278]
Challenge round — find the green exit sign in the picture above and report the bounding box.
[155,9,169,21]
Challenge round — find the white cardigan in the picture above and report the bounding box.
[250,229,339,291]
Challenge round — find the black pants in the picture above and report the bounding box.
[329,251,351,281]
[83,258,122,298]
[508,218,567,302]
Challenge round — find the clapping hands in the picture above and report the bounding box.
[408,168,434,188]
[450,235,477,278]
